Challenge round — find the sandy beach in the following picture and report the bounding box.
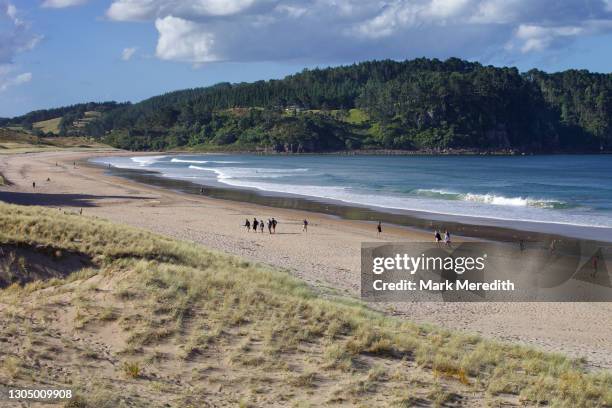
[1,150,612,369]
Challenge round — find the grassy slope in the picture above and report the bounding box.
[0,128,111,154]
[344,109,369,125]
[0,203,610,407]
[33,117,62,134]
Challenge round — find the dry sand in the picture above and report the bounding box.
[1,150,612,369]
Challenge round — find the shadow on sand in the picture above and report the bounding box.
[0,191,154,207]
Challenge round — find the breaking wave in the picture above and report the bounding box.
[171,158,242,164]
[130,155,167,166]
[413,189,571,209]
[188,165,309,179]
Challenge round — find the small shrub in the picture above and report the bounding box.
[122,361,141,378]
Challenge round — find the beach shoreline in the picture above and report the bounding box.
[90,153,612,244]
[1,149,612,369]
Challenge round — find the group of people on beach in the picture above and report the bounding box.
[243,217,311,234]
[434,229,452,247]
[244,217,278,234]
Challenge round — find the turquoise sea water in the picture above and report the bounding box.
[92,154,612,231]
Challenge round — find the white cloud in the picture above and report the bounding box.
[13,72,31,84]
[0,4,36,96]
[425,0,473,19]
[121,46,137,60]
[511,24,583,53]
[275,4,308,18]
[1,3,43,63]
[6,3,19,24]
[104,0,612,63]
[107,0,264,21]
[0,67,32,92]
[354,3,421,39]
[106,0,159,21]
[182,0,259,16]
[469,0,521,24]
[506,20,612,54]
[155,16,218,62]
[41,0,88,8]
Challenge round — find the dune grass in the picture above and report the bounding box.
[0,202,611,407]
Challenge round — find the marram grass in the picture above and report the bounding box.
[0,202,611,407]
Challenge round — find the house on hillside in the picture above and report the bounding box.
[284,105,304,114]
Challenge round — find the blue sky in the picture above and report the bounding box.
[2,0,612,117]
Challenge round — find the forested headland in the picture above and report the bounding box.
[2,58,611,153]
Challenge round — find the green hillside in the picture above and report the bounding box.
[4,58,612,153]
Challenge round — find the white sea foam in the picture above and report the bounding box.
[130,155,167,166]
[414,189,566,209]
[461,193,561,208]
[171,158,243,164]
[188,165,308,179]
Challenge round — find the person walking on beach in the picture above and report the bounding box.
[444,230,452,247]
[434,230,442,247]
[591,254,599,278]
[244,219,251,231]
[303,219,308,232]
[259,220,264,233]
[32,181,36,189]
[253,218,259,233]
[267,219,273,234]
[272,218,277,234]
[377,221,382,237]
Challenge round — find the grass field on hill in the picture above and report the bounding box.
[0,128,111,154]
[0,202,610,407]
[33,117,62,134]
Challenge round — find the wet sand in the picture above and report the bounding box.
[1,150,612,369]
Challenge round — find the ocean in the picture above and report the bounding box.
[91,154,612,237]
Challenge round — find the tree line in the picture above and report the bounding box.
[4,58,611,152]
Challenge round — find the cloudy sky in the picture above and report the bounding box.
[2,0,612,117]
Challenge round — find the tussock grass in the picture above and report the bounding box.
[0,202,611,407]
[123,361,142,379]
[3,355,21,378]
